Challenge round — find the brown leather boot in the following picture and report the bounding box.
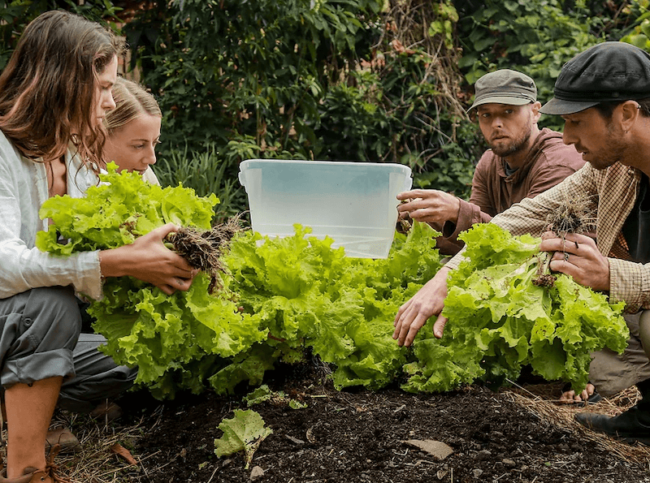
[0,467,53,483]
[0,445,69,483]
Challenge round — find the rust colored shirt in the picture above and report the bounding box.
[437,128,585,255]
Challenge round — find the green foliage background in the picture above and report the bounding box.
[1,0,649,220]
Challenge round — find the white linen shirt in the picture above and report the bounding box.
[0,130,103,300]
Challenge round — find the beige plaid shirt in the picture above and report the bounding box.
[446,162,646,312]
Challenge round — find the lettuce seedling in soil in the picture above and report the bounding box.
[214,409,273,469]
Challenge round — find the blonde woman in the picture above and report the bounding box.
[103,77,162,184]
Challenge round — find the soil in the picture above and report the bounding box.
[126,364,650,483]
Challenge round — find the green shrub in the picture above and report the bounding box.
[0,0,121,70]
[153,144,247,225]
[454,0,641,129]
[126,0,478,199]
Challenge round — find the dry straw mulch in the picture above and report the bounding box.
[0,406,165,483]
[504,381,650,468]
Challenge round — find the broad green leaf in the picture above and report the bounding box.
[214,409,273,469]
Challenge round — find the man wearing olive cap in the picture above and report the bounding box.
[397,69,583,255]
[393,41,650,444]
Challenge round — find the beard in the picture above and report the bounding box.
[581,122,626,170]
[489,121,534,157]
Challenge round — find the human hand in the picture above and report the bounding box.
[539,232,610,292]
[396,189,461,226]
[393,266,451,346]
[100,223,198,295]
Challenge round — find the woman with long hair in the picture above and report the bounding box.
[0,11,195,482]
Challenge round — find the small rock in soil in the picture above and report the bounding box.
[402,440,453,461]
[476,449,491,460]
[473,468,483,478]
[250,466,264,481]
[503,458,516,467]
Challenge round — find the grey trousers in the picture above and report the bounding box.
[0,286,137,413]
[590,311,650,397]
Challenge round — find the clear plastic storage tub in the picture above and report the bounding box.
[238,159,413,258]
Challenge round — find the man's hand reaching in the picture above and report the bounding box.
[393,266,451,346]
[397,189,461,227]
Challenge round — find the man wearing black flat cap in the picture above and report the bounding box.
[396,69,583,256]
[393,41,650,444]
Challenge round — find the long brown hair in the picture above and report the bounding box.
[105,77,162,134]
[0,10,122,168]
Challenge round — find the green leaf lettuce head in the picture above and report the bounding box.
[220,221,442,392]
[214,409,273,469]
[36,164,267,390]
[403,223,629,394]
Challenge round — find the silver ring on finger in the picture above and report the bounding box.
[564,252,570,262]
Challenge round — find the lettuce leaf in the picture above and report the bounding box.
[214,409,273,469]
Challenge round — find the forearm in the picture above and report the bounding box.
[443,246,467,271]
[98,246,132,278]
[0,242,102,299]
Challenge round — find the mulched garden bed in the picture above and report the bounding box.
[124,366,650,483]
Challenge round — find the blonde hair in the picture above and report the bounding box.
[0,10,121,167]
[105,77,162,133]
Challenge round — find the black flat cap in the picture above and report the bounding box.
[540,42,650,116]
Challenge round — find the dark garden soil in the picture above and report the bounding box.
[130,365,650,483]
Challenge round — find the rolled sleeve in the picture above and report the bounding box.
[0,241,103,300]
[444,246,467,271]
[442,199,493,241]
[608,258,650,313]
